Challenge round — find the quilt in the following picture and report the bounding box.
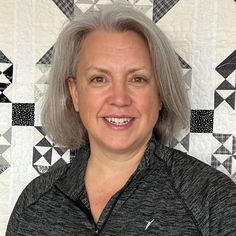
[0,0,235,234]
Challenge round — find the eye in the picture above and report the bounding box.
[131,76,147,83]
[90,76,106,83]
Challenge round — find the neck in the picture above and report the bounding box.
[86,139,149,178]
[84,141,149,224]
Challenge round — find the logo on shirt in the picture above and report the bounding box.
[145,219,155,230]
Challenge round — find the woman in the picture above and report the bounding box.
[7,5,236,235]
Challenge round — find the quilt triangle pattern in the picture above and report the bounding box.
[74,1,95,14]
[233,136,236,154]
[0,54,13,103]
[217,79,235,90]
[0,144,10,174]
[0,155,10,174]
[34,64,50,103]
[133,0,153,16]
[169,133,189,153]
[215,90,235,109]
[33,126,70,175]
[36,64,51,75]
[177,55,192,89]
[36,46,54,65]
[178,55,191,69]
[0,50,12,63]
[0,90,11,103]
[215,70,236,110]
[153,0,179,22]
[34,84,47,103]
[212,134,236,175]
[225,92,235,109]
[0,125,11,174]
[222,156,232,174]
[214,91,224,108]
[215,51,236,110]
[0,127,11,145]
[211,155,221,168]
[52,0,74,19]
[215,145,231,155]
[213,133,231,144]
[216,50,236,79]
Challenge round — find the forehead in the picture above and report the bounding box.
[78,30,151,63]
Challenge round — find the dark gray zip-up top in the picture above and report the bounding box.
[6,137,236,235]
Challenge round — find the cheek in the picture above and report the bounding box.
[138,91,160,114]
[140,93,160,126]
[77,91,102,125]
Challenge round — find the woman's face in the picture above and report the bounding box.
[68,30,162,155]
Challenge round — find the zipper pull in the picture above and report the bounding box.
[94,227,100,235]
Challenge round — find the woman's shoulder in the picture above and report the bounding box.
[154,141,236,201]
[171,146,235,188]
[156,142,235,186]
[158,144,236,211]
[153,142,236,234]
[12,163,70,214]
[6,163,71,235]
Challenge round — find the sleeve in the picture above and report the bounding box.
[169,149,236,235]
[209,176,236,235]
[6,178,38,236]
[6,164,68,236]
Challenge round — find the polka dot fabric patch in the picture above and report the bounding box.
[12,103,35,126]
[190,110,214,133]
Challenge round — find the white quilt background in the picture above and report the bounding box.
[0,0,236,235]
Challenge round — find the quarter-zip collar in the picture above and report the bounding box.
[54,137,164,234]
[54,145,90,201]
[54,135,165,202]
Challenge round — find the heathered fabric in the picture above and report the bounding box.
[6,137,236,235]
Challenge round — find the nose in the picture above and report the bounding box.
[108,80,132,107]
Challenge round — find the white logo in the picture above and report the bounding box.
[145,219,155,230]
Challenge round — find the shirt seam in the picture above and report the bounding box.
[13,165,70,235]
[155,151,204,236]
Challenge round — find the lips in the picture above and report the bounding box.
[104,117,133,126]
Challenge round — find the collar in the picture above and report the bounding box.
[54,145,90,200]
[54,135,170,201]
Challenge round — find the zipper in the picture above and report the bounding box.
[96,171,141,235]
[55,168,142,235]
[54,185,99,234]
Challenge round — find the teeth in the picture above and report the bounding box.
[105,117,132,125]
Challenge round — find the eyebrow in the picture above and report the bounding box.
[85,66,149,75]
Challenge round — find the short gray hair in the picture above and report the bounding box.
[41,4,190,149]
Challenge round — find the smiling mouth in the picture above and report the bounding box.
[104,117,133,126]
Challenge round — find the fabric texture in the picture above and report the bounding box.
[153,0,179,22]
[6,137,236,235]
[1,1,236,233]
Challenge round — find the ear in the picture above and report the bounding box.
[67,77,80,112]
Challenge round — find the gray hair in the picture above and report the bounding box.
[41,4,190,149]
